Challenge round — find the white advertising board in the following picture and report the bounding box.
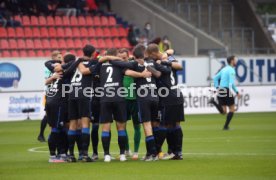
[0,58,47,92]
[0,91,45,121]
[182,85,276,114]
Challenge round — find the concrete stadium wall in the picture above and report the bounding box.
[111,0,198,55]
[232,0,276,52]
[111,0,226,55]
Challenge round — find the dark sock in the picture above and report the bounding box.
[173,126,183,156]
[48,128,59,156]
[60,128,68,155]
[67,130,76,156]
[145,135,157,156]
[118,130,127,155]
[133,124,141,153]
[56,132,63,155]
[155,127,167,153]
[76,129,82,156]
[224,112,234,128]
[81,128,90,156]
[91,124,99,155]
[210,99,224,114]
[39,115,47,137]
[167,128,175,154]
[101,131,110,155]
[125,130,130,151]
[152,127,158,139]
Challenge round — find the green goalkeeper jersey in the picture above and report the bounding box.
[123,75,136,100]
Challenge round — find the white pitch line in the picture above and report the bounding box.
[27,146,276,156]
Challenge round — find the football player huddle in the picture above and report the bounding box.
[44,43,185,163]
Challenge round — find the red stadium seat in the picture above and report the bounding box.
[50,39,59,49]
[87,27,95,37]
[30,16,39,26]
[0,39,9,49]
[40,27,49,38]
[70,16,78,26]
[11,50,19,57]
[54,16,63,26]
[101,16,108,26]
[56,27,65,38]
[121,38,130,48]
[7,28,16,38]
[93,16,101,26]
[108,16,116,26]
[82,39,90,46]
[13,15,22,22]
[33,28,41,38]
[48,27,57,38]
[90,39,97,47]
[39,16,47,26]
[44,50,52,57]
[46,16,55,26]
[86,16,94,26]
[113,38,121,48]
[19,50,28,57]
[62,16,70,26]
[36,50,45,57]
[24,27,32,38]
[22,16,30,26]
[76,49,83,56]
[95,27,103,37]
[26,39,34,49]
[105,38,113,48]
[110,27,119,37]
[15,27,24,37]
[118,27,127,37]
[75,39,83,49]
[59,39,68,49]
[97,39,105,49]
[80,27,88,37]
[103,28,111,37]
[9,39,17,49]
[66,39,75,49]
[68,49,76,55]
[72,27,80,37]
[0,27,7,38]
[28,50,36,57]
[34,39,43,49]
[78,16,86,26]
[42,39,51,49]
[64,28,73,37]
[2,50,11,57]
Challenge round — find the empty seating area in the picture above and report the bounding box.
[0,15,130,57]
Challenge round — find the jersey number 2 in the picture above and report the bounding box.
[106,67,113,83]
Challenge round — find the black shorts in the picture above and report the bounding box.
[68,98,91,120]
[45,102,68,128]
[217,88,235,106]
[137,100,158,123]
[91,97,100,123]
[161,104,185,126]
[100,101,127,123]
[126,99,140,125]
[154,104,163,123]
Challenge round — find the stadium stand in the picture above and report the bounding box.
[0,15,131,57]
[111,0,276,55]
[151,0,256,54]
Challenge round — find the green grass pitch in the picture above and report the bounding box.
[0,112,276,180]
